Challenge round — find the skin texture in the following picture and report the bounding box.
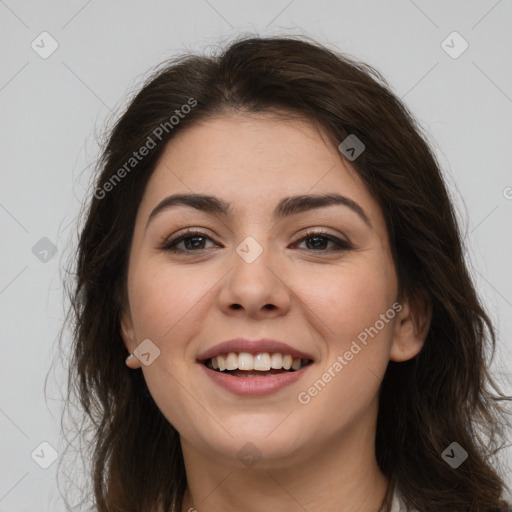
[120,113,429,512]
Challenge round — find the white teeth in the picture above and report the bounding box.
[225,352,237,370]
[253,352,271,371]
[270,353,283,369]
[237,352,254,370]
[209,352,310,372]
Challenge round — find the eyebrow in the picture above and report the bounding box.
[145,192,371,230]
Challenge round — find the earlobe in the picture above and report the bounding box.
[125,353,142,369]
[389,294,431,362]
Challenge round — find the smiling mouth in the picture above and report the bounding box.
[204,352,313,377]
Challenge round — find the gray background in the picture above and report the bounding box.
[1,0,511,510]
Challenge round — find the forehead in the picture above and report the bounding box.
[138,113,383,228]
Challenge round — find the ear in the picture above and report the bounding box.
[119,307,142,369]
[390,292,431,362]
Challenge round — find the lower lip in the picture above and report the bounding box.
[199,363,313,396]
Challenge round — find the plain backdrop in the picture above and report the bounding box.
[1,1,511,510]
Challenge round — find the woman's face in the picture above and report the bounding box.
[120,113,421,467]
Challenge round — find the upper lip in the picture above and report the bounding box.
[197,338,315,362]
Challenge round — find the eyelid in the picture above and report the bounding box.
[294,227,351,244]
[293,228,353,251]
[159,227,218,250]
[159,227,353,253]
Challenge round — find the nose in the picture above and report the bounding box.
[216,245,292,319]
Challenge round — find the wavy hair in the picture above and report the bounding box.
[58,35,512,511]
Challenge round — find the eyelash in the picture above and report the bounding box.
[160,228,352,254]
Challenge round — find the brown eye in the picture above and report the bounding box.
[294,230,352,252]
[161,231,218,252]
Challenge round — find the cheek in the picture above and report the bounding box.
[127,261,209,341]
[306,260,397,345]
[296,269,397,426]
[125,263,208,431]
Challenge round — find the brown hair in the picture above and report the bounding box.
[58,34,512,511]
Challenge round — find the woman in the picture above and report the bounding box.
[61,35,512,511]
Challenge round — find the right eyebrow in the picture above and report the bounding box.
[145,192,372,231]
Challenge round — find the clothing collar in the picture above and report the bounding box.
[389,489,411,512]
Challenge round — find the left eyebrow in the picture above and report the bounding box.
[145,192,372,231]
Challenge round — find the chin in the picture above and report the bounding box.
[194,421,313,468]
